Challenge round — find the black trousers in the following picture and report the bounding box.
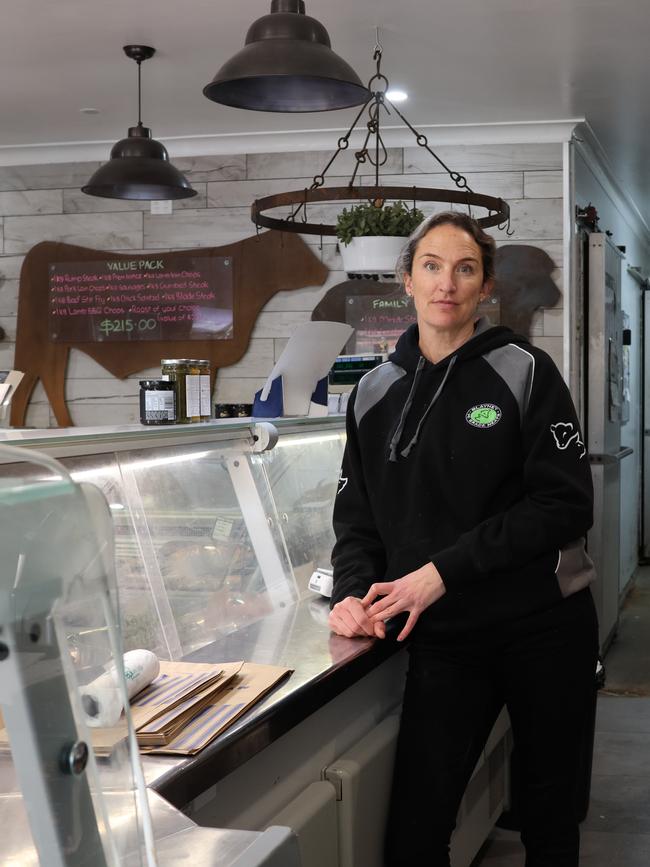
[384,588,599,867]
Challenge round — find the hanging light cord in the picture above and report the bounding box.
[137,59,143,127]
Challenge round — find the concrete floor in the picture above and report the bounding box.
[600,568,650,697]
[472,570,650,865]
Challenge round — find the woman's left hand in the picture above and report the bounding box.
[362,562,446,642]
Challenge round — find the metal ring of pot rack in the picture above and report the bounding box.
[251,40,512,237]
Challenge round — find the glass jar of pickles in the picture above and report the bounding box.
[161,359,212,423]
[161,359,193,424]
[196,359,212,421]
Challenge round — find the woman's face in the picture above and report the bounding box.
[404,223,493,335]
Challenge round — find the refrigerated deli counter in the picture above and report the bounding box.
[0,418,510,867]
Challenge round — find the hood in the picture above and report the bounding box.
[387,317,531,462]
[390,316,530,371]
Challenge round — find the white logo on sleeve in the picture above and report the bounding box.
[550,422,586,459]
[337,472,348,494]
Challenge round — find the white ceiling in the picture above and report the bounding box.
[3,0,650,224]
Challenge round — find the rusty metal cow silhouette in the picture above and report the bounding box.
[11,231,328,426]
[311,245,562,353]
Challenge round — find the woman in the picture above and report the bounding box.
[329,211,598,867]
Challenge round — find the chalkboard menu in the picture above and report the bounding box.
[345,294,416,354]
[48,254,233,343]
[344,292,501,354]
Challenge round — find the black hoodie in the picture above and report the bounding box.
[330,317,595,636]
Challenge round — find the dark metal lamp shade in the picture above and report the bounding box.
[203,0,369,112]
[83,123,196,200]
[83,47,196,201]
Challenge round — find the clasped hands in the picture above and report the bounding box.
[328,561,446,643]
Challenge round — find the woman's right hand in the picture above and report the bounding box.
[328,596,386,639]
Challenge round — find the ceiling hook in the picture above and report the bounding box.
[373,26,383,66]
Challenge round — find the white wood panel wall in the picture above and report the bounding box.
[0,143,564,428]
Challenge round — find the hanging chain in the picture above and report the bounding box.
[289,40,485,221]
[287,94,373,223]
[383,96,472,193]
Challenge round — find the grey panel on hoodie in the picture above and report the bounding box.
[354,363,406,426]
[556,538,596,596]
[482,343,536,422]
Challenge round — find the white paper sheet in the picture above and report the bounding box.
[261,321,354,416]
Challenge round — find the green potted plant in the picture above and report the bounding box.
[335,200,424,274]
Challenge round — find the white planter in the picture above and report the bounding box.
[339,235,407,275]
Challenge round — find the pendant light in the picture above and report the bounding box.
[83,45,197,201]
[203,0,369,112]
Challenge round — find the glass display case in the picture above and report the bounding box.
[0,418,510,867]
[0,418,346,661]
[0,444,156,866]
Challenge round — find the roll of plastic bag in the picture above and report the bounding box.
[81,649,160,727]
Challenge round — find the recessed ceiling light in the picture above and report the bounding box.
[386,90,408,102]
[80,107,100,115]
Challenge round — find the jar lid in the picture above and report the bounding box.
[195,359,211,365]
[161,358,195,365]
[139,379,175,388]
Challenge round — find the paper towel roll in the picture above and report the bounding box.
[81,649,160,727]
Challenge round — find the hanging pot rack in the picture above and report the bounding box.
[251,41,512,236]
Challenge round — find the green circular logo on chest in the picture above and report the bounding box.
[466,404,502,428]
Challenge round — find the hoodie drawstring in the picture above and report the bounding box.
[388,356,425,462]
[389,354,458,462]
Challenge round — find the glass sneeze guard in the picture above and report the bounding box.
[0,420,346,662]
[0,444,156,866]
